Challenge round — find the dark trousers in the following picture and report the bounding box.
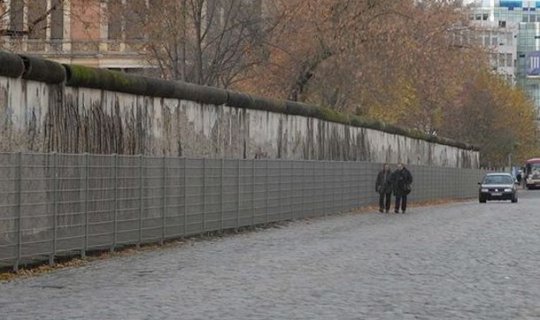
[379,192,391,211]
[395,195,407,212]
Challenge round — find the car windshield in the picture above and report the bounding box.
[483,175,513,185]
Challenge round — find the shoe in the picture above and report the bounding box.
[379,208,383,213]
[394,210,399,214]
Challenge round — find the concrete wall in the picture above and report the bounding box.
[0,75,480,168]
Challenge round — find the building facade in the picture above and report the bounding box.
[470,0,540,123]
[0,0,150,71]
[1,0,265,79]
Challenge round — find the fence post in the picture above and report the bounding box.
[183,158,187,237]
[312,161,316,216]
[138,154,143,248]
[332,162,336,214]
[202,158,206,235]
[326,161,330,214]
[50,152,57,266]
[14,152,22,272]
[236,159,240,230]
[111,154,117,253]
[278,161,282,221]
[341,161,345,212]
[357,162,361,208]
[161,156,166,245]
[220,158,224,232]
[265,159,269,224]
[82,153,89,258]
[290,161,294,219]
[301,161,305,218]
[251,159,255,227]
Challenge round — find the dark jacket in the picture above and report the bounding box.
[392,167,413,196]
[375,169,393,194]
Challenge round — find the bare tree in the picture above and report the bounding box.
[107,0,275,87]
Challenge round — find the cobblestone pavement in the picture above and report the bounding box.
[1,191,540,320]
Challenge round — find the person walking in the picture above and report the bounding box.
[392,162,413,214]
[375,163,393,213]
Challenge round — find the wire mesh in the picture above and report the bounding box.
[0,152,486,270]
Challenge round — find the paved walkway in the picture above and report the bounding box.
[1,192,540,319]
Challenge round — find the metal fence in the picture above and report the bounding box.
[0,153,485,270]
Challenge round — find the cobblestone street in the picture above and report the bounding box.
[1,191,539,320]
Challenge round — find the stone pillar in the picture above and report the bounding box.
[45,0,52,52]
[120,0,126,52]
[99,0,108,53]
[63,0,71,52]
[22,0,28,51]
[1,0,11,49]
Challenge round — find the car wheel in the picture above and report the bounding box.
[511,196,518,203]
[479,197,486,203]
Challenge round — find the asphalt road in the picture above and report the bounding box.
[1,189,539,320]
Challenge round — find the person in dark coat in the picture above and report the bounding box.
[375,163,393,213]
[391,162,413,214]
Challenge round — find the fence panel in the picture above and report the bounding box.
[18,154,53,265]
[164,157,185,239]
[222,159,239,229]
[185,159,204,236]
[116,155,141,246]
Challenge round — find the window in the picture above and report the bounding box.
[9,0,24,37]
[108,0,122,40]
[507,53,513,67]
[499,20,507,28]
[483,13,489,20]
[125,0,147,40]
[492,36,498,46]
[499,53,505,67]
[27,0,47,40]
[507,32,514,43]
[50,0,64,40]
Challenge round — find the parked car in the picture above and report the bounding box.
[478,173,518,203]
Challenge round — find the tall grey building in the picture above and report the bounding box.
[469,0,540,123]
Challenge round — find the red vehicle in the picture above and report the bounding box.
[524,158,540,189]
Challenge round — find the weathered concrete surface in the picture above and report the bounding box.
[1,191,539,319]
[0,76,479,167]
